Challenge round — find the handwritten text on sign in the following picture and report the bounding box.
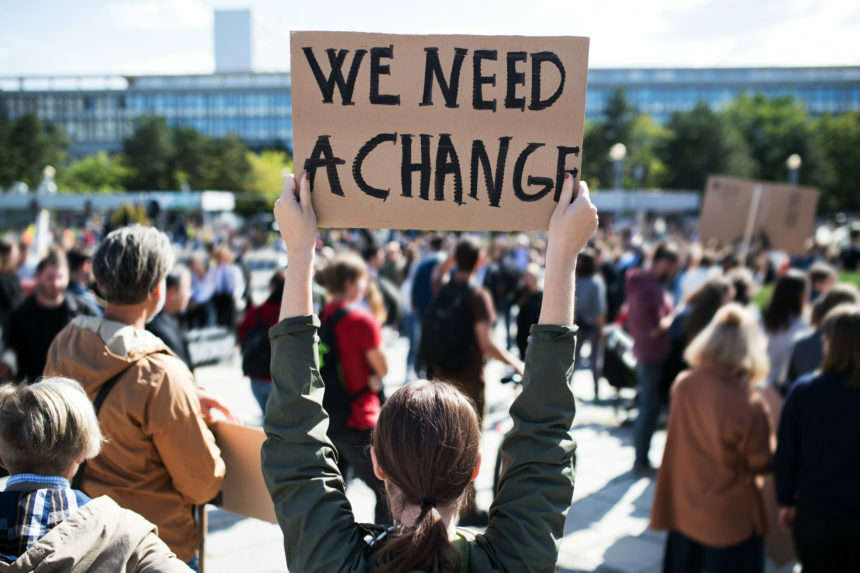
[290,32,590,230]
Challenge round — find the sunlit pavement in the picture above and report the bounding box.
[196,329,794,573]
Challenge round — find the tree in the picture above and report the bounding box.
[1,114,69,188]
[172,126,208,190]
[816,111,860,212]
[247,150,291,200]
[57,151,129,192]
[581,88,639,189]
[627,114,669,189]
[202,134,252,192]
[722,94,828,187]
[658,102,755,191]
[123,116,176,190]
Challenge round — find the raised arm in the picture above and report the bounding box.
[540,175,599,326]
[274,172,317,320]
[476,174,597,571]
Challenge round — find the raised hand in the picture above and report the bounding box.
[274,172,317,258]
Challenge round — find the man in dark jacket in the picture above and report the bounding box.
[146,265,193,370]
[2,249,97,383]
[625,243,679,475]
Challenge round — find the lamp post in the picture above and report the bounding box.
[786,154,802,186]
[608,143,627,190]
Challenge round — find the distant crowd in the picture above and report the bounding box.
[0,209,858,571]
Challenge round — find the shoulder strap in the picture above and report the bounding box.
[71,363,136,490]
[321,306,351,332]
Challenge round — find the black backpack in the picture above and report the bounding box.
[241,307,271,379]
[319,308,369,434]
[420,282,476,373]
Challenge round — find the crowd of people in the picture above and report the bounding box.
[0,178,858,571]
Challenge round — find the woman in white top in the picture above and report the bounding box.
[761,270,808,387]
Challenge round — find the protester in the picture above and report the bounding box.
[839,227,860,271]
[262,171,597,572]
[210,245,245,329]
[410,234,446,375]
[784,283,860,392]
[317,250,389,524]
[515,262,543,361]
[806,262,836,303]
[574,248,607,399]
[651,303,772,573]
[65,248,102,315]
[662,277,735,399]
[3,249,98,383]
[775,304,860,571]
[0,240,22,381]
[0,377,191,572]
[186,254,216,328]
[762,270,808,386]
[147,264,194,370]
[42,225,231,569]
[625,243,679,475]
[238,270,285,412]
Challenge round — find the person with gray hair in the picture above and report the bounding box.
[0,377,190,571]
[43,225,234,570]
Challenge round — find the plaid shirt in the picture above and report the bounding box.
[0,474,91,562]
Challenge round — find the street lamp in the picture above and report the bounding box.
[608,143,627,190]
[786,154,802,186]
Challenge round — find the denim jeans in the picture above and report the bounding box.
[250,378,273,414]
[634,360,664,466]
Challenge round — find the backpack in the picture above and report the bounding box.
[420,282,477,373]
[319,307,369,434]
[241,307,271,379]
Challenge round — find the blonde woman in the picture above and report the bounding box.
[650,303,772,573]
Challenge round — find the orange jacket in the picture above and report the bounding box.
[44,316,225,562]
[650,363,773,547]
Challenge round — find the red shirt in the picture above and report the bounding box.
[320,301,383,430]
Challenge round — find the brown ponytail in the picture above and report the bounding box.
[315,251,367,296]
[372,381,481,573]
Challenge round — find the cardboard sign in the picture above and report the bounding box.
[700,175,819,255]
[213,422,277,524]
[290,32,590,231]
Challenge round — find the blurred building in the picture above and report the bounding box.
[1,49,858,156]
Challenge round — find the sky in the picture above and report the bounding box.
[0,0,858,77]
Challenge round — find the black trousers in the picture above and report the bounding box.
[330,426,390,525]
[793,506,860,572]
[663,530,763,573]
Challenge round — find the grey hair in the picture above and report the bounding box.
[0,377,103,476]
[93,225,174,305]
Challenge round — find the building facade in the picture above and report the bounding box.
[1,66,858,157]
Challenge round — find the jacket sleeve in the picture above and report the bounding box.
[473,324,577,573]
[144,356,225,505]
[741,392,774,475]
[130,532,195,573]
[261,315,371,572]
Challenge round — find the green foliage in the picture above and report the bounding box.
[582,89,638,189]
[171,126,208,190]
[110,203,149,228]
[815,112,860,211]
[247,150,292,200]
[58,151,129,192]
[122,116,176,190]
[658,102,756,190]
[202,135,252,192]
[0,113,69,189]
[723,94,829,187]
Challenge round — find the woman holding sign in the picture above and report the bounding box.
[262,171,597,572]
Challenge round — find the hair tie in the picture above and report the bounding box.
[419,496,437,508]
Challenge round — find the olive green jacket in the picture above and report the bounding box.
[261,315,577,572]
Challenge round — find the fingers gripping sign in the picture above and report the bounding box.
[549,174,598,261]
[274,173,318,257]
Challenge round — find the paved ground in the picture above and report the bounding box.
[196,330,796,573]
